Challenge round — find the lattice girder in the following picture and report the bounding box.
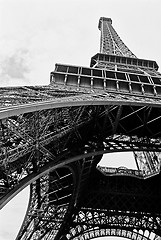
[67,208,161,240]
[0,96,161,240]
[98,17,136,57]
[0,103,161,206]
[79,169,161,214]
[16,164,79,240]
[64,168,161,239]
[11,158,161,240]
[55,167,161,239]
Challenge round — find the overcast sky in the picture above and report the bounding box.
[0,0,161,239]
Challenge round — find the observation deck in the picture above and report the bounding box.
[51,62,161,97]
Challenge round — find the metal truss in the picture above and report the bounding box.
[0,17,161,240]
[0,104,161,197]
[67,209,161,240]
[16,165,78,240]
[98,17,136,57]
[65,165,161,239]
[0,102,161,239]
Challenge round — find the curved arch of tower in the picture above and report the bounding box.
[0,17,161,240]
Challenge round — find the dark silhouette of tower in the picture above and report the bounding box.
[0,17,161,240]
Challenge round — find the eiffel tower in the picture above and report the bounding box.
[0,17,161,240]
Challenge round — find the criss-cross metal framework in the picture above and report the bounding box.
[0,17,161,240]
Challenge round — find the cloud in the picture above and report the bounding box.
[0,48,30,86]
[1,49,29,79]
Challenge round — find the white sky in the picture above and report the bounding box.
[0,0,161,239]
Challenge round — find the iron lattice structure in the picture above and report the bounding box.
[0,17,161,240]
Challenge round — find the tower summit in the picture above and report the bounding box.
[98,17,112,28]
[98,16,136,57]
[98,17,136,58]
